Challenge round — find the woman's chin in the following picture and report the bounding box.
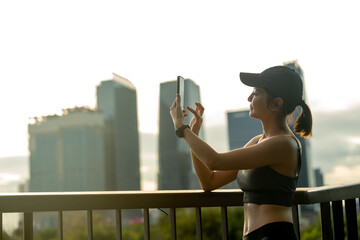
[249,111,259,119]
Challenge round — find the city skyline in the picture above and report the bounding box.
[27,74,141,192]
[1,1,360,158]
[1,1,360,192]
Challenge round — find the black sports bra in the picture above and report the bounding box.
[237,136,302,207]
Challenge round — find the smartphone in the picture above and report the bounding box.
[177,76,185,109]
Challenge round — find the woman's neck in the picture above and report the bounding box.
[261,117,291,138]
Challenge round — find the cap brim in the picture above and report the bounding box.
[239,72,266,88]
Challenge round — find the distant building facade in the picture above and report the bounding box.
[29,107,106,192]
[29,73,141,192]
[227,110,263,150]
[158,79,203,190]
[314,168,324,187]
[97,73,141,191]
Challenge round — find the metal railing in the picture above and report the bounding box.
[0,182,359,240]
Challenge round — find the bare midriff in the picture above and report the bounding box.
[243,203,293,235]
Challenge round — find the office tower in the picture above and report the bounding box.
[96,73,141,191]
[227,110,263,150]
[158,78,203,190]
[29,107,106,192]
[284,60,314,188]
[314,168,324,187]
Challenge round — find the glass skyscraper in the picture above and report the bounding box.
[29,73,141,192]
[227,110,263,150]
[158,78,203,190]
[97,73,141,191]
[29,107,106,192]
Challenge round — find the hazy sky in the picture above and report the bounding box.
[1,0,360,159]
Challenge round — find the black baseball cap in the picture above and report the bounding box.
[239,66,303,107]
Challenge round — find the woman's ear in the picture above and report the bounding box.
[269,97,284,112]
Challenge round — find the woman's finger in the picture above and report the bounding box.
[195,102,204,112]
[187,106,200,118]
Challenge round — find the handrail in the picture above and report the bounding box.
[302,181,360,204]
[0,190,244,212]
[0,182,359,240]
[0,181,359,212]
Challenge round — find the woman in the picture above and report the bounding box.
[170,66,312,240]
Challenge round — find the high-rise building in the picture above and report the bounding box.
[227,110,263,150]
[158,78,203,190]
[314,168,324,187]
[97,73,141,191]
[29,107,106,192]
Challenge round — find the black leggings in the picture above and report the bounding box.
[243,222,298,240]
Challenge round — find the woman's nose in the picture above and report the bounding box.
[248,93,253,102]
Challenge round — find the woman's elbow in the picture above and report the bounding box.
[206,154,220,171]
[201,185,215,192]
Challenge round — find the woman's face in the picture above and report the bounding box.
[247,88,270,119]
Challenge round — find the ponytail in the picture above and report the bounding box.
[294,100,313,138]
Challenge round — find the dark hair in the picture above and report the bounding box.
[294,101,312,138]
[266,93,312,138]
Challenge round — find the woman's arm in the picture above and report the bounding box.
[184,129,295,171]
[170,95,294,173]
[190,132,263,191]
[185,103,238,191]
[191,151,238,191]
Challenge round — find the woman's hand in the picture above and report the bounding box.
[185,102,204,136]
[170,94,185,129]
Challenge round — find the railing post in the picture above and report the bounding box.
[345,199,358,240]
[116,209,123,240]
[292,205,300,240]
[23,212,33,240]
[221,206,228,240]
[144,208,150,240]
[0,212,2,240]
[170,208,177,240]
[87,210,93,240]
[195,207,202,240]
[320,202,333,240]
[331,201,344,239]
[58,211,63,240]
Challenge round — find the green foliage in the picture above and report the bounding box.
[227,207,244,239]
[301,212,360,240]
[9,208,358,240]
[149,207,244,240]
[34,229,57,240]
[5,207,245,240]
[301,221,322,240]
[122,222,144,240]
[2,231,15,240]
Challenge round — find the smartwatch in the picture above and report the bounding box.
[175,125,190,138]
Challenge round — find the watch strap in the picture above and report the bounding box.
[176,125,190,138]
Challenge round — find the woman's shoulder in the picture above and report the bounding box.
[244,134,263,147]
[261,134,300,155]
